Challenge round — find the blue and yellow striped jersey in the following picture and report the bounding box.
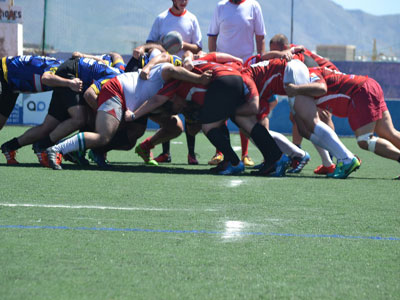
[1,55,63,92]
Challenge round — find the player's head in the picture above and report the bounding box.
[230,0,242,4]
[172,0,188,11]
[270,34,290,51]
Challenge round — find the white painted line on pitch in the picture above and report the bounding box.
[222,220,246,240]
[228,179,244,187]
[0,203,217,212]
[232,146,241,152]
[171,141,183,144]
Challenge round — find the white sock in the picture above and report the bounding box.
[314,144,333,166]
[270,131,305,158]
[310,121,354,162]
[53,132,85,155]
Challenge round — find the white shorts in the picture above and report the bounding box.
[284,59,310,113]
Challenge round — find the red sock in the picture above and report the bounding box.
[240,131,249,157]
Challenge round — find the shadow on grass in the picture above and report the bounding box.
[1,161,397,180]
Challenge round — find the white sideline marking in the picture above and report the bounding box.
[222,220,246,239]
[228,180,244,187]
[0,203,216,212]
[232,146,241,152]
[171,141,183,144]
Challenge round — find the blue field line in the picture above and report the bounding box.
[1,224,399,241]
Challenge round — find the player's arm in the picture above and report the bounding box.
[41,72,83,92]
[83,86,98,111]
[72,51,108,65]
[284,82,327,97]
[133,43,165,59]
[182,41,201,54]
[208,36,217,52]
[214,52,243,64]
[125,95,170,122]
[261,49,294,61]
[140,52,172,80]
[255,34,266,55]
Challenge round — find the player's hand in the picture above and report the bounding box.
[282,49,293,61]
[69,78,83,92]
[72,51,83,58]
[183,59,194,71]
[139,67,150,80]
[291,45,305,53]
[124,109,134,122]
[284,83,298,97]
[199,70,213,85]
[133,46,145,59]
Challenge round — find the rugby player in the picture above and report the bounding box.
[241,58,360,179]
[286,66,400,178]
[1,57,121,166]
[0,55,82,164]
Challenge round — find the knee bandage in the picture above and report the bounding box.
[356,133,378,152]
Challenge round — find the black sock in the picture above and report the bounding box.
[2,138,21,151]
[99,130,132,152]
[206,128,240,165]
[220,123,230,143]
[185,122,196,156]
[162,142,170,155]
[250,123,282,165]
[37,136,54,150]
[398,156,400,163]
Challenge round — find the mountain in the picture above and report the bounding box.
[14,0,400,58]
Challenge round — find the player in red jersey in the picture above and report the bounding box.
[268,33,338,174]
[153,50,244,165]
[286,67,400,178]
[242,58,360,179]
[127,60,288,176]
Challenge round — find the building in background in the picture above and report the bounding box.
[316,45,356,61]
[0,0,23,56]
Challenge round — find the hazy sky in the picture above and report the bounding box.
[331,0,400,16]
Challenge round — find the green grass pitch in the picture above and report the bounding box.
[0,126,399,299]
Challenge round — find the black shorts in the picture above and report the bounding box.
[199,75,245,124]
[55,58,78,79]
[0,69,19,118]
[47,58,85,122]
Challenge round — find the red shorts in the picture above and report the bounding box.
[97,77,125,121]
[347,78,388,131]
[257,99,271,121]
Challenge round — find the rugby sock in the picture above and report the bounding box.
[250,123,282,165]
[37,136,54,150]
[52,132,85,155]
[161,142,170,155]
[314,144,334,166]
[240,131,249,157]
[141,137,155,151]
[2,138,21,151]
[270,131,305,159]
[185,123,196,156]
[397,156,400,163]
[220,123,230,143]
[100,130,132,152]
[310,121,354,163]
[206,128,240,165]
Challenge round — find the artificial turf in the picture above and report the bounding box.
[0,126,399,299]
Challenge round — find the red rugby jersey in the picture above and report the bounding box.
[241,58,288,103]
[310,67,368,117]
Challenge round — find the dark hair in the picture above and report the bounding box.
[269,34,289,50]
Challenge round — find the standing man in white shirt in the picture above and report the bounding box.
[207,0,267,167]
[146,0,203,164]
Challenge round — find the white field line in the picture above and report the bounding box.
[0,203,217,212]
[228,180,244,187]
